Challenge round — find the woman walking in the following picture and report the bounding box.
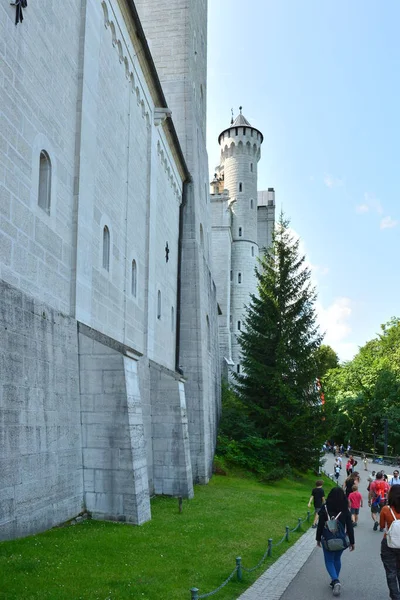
[316,487,355,596]
[380,485,400,599]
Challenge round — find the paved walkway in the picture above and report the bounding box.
[239,454,392,600]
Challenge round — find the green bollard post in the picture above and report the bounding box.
[285,526,289,541]
[307,510,310,523]
[267,538,273,557]
[190,588,199,600]
[298,518,302,531]
[236,557,242,582]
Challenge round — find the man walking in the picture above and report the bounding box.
[390,470,400,486]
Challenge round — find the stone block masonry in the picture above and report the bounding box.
[0,281,83,540]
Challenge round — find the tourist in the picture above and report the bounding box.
[362,453,368,471]
[308,479,325,528]
[391,471,400,486]
[380,485,400,599]
[348,483,363,526]
[344,472,359,498]
[369,471,390,531]
[316,487,355,596]
[346,459,353,477]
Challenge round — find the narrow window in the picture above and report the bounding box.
[250,162,253,172]
[239,182,242,192]
[230,314,233,327]
[235,127,238,135]
[206,315,210,351]
[171,306,174,331]
[157,290,161,319]
[250,198,254,209]
[238,227,242,237]
[251,129,253,137]
[200,223,204,247]
[237,364,240,374]
[237,320,241,331]
[102,226,110,271]
[38,150,51,214]
[230,270,233,282]
[131,260,137,297]
[251,246,254,257]
[243,127,246,135]
[238,272,242,284]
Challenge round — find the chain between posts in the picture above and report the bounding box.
[190,511,311,598]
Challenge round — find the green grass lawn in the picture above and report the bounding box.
[0,473,334,600]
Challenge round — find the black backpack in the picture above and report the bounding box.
[321,506,350,552]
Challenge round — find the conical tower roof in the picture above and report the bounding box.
[218,106,263,144]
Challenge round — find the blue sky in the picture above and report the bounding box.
[206,0,400,361]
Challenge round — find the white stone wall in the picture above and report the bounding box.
[136,0,221,483]
[0,0,81,314]
[0,281,83,541]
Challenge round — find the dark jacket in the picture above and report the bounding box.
[316,504,355,545]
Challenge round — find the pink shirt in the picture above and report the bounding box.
[348,491,362,509]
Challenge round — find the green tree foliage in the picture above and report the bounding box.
[232,213,324,472]
[314,344,340,379]
[324,317,400,453]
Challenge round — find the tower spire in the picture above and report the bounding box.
[230,108,234,125]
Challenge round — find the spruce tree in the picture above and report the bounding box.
[234,212,324,471]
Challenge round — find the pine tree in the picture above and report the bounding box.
[234,212,324,471]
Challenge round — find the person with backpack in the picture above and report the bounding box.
[316,487,355,597]
[380,485,400,600]
[369,471,390,531]
[391,471,400,486]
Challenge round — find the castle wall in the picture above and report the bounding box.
[0,0,81,314]
[0,281,83,541]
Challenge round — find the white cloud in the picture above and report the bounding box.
[361,192,383,215]
[324,174,343,188]
[380,216,398,230]
[355,204,369,214]
[317,297,352,345]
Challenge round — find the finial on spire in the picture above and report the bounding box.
[230,108,234,125]
[239,105,242,114]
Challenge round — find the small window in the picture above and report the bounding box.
[251,246,254,257]
[237,321,241,331]
[243,127,246,135]
[200,223,204,247]
[235,127,238,135]
[238,272,242,284]
[206,315,210,351]
[230,270,233,282]
[157,290,161,320]
[102,226,110,271]
[171,306,174,331]
[131,260,137,296]
[238,227,242,237]
[38,150,52,214]
[239,182,242,192]
[250,198,254,209]
[250,162,253,172]
[251,129,253,137]
[237,364,240,374]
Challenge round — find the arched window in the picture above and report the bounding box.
[238,227,242,237]
[38,150,52,214]
[157,290,161,319]
[171,306,174,331]
[237,320,241,331]
[102,226,110,271]
[250,198,254,209]
[238,272,242,284]
[131,259,137,297]
[251,246,255,257]
[238,182,242,192]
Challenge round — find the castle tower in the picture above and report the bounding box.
[217,108,263,376]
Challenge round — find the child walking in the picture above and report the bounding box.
[348,483,363,526]
[308,480,325,528]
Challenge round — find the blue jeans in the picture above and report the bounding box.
[322,546,343,581]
